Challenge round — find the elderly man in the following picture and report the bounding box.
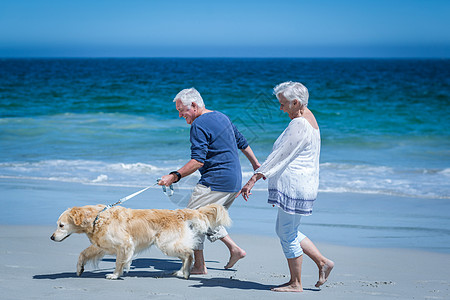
[158,88,260,274]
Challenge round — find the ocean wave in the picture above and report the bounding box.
[0,160,172,187]
[439,168,450,176]
[109,162,165,173]
[317,186,449,199]
[319,162,450,199]
[0,160,449,199]
[0,175,157,189]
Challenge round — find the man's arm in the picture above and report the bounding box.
[240,146,260,171]
[158,159,204,186]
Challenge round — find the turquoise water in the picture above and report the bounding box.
[1,58,449,199]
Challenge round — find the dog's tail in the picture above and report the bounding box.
[197,204,232,229]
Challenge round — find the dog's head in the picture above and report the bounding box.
[50,205,102,242]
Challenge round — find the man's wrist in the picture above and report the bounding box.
[169,171,181,183]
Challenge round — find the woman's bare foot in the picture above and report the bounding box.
[315,259,334,287]
[224,248,246,269]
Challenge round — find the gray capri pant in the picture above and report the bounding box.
[187,184,238,250]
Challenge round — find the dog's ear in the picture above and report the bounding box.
[69,207,84,226]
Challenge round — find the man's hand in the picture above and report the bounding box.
[158,173,177,186]
[157,159,203,187]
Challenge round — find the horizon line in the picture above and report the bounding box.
[1,56,449,59]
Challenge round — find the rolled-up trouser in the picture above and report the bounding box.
[187,184,238,250]
[275,207,307,259]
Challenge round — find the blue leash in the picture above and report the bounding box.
[92,179,174,229]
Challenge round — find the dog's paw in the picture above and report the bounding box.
[173,270,190,279]
[76,265,84,276]
[106,273,119,280]
[173,270,183,277]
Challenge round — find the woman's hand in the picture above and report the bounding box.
[236,173,264,201]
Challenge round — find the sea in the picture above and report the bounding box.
[1,58,449,198]
[1,58,450,251]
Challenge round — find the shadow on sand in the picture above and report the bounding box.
[33,257,281,291]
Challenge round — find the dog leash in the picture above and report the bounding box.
[92,179,174,229]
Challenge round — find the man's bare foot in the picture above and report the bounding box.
[190,266,207,275]
[224,248,246,269]
[315,259,334,287]
[271,283,303,292]
[272,281,291,288]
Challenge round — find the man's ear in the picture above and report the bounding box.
[191,102,198,110]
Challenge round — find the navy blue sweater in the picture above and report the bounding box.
[190,111,248,192]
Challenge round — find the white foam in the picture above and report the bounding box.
[92,174,108,183]
[439,168,450,176]
[109,162,164,173]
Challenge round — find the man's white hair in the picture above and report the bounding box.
[173,88,205,108]
[273,81,309,107]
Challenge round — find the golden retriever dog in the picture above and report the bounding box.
[50,203,231,280]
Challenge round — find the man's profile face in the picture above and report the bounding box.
[176,99,197,125]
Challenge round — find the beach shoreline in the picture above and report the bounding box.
[2,178,449,252]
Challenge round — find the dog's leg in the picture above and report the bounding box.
[173,251,193,279]
[77,245,106,276]
[182,252,194,279]
[106,245,134,280]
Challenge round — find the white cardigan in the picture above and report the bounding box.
[256,117,320,215]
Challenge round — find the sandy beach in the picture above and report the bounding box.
[1,225,449,299]
[1,179,450,299]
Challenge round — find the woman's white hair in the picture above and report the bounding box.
[273,81,309,107]
[173,88,205,108]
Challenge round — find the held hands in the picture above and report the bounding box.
[237,179,255,201]
[236,173,264,201]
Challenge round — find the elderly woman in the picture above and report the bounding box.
[239,82,334,292]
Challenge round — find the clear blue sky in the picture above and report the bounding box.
[1,0,449,57]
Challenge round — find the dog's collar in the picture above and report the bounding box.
[92,205,110,231]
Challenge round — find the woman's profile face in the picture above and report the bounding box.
[278,93,291,113]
